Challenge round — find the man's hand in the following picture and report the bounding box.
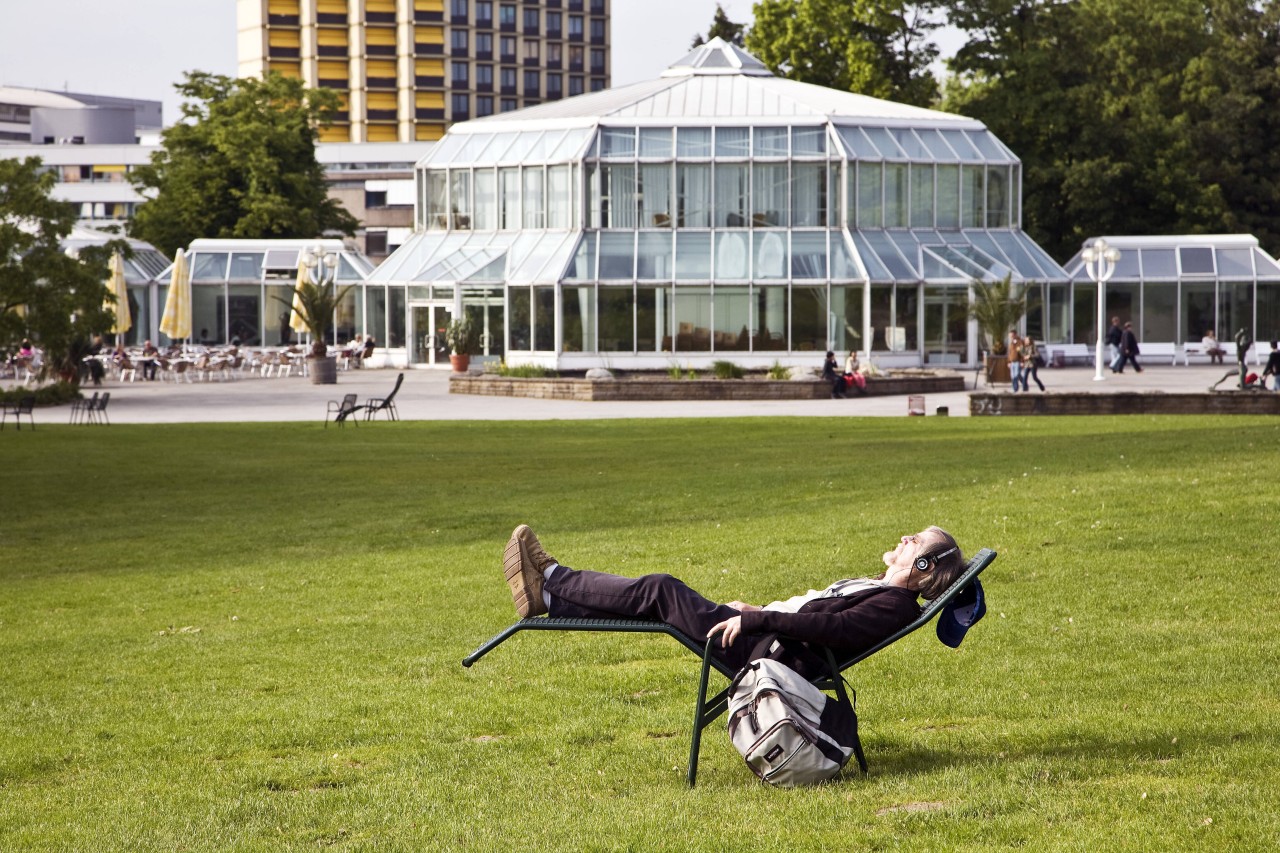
[725,601,761,612]
[708,616,743,647]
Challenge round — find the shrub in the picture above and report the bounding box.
[766,361,791,380]
[496,362,556,378]
[0,381,80,407]
[712,360,745,379]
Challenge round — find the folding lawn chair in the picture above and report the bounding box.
[463,547,996,786]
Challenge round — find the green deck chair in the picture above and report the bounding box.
[463,547,996,786]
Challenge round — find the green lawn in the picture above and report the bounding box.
[3,417,1279,851]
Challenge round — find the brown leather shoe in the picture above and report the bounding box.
[502,524,557,617]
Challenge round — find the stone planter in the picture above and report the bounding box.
[310,355,338,385]
[985,357,1011,385]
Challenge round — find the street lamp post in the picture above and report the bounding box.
[304,243,338,289]
[1082,238,1122,381]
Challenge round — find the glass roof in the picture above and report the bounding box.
[158,247,372,284]
[835,125,1014,164]
[367,231,578,285]
[1063,237,1280,282]
[422,128,594,168]
[850,229,1067,284]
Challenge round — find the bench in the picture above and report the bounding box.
[1138,342,1177,365]
[1182,341,1226,365]
[1184,342,1259,366]
[1042,343,1093,366]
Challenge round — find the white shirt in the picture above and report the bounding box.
[762,577,888,614]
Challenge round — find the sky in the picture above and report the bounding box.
[0,0,758,126]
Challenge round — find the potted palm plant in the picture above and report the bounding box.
[446,317,477,373]
[968,273,1029,385]
[273,279,353,384]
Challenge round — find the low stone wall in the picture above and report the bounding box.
[451,373,965,402]
[971,391,1280,416]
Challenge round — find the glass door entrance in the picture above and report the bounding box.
[411,304,454,366]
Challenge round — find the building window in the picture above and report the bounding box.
[450,0,469,21]
[547,73,563,98]
[476,95,495,116]
[365,230,389,256]
[568,14,583,38]
[366,189,388,208]
[524,39,540,60]
[590,18,605,41]
[547,42,562,64]
[524,69,540,96]
[546,10,562,36]
[501,97,518,112]
[500,35,516,60]
[591,48,605,73]
[451,28,469,51]
[569,45,584,70]
[500,67,518,92]
[569,75,584,96]
[452,61,470,84]
[476,32,493,56]
[499,3,516,28]
[590,77,605,92]
[522,7,539,32]
[452,93,471,117]
[476,64,494,87]
[476,0,493,26]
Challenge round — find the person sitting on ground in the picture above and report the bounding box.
[1263,341,1280,391]
[842,350,867,395]
[822,350,844,398]
[501,524,967,675]
[1202,330,1226,365]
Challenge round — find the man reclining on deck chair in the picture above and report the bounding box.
[503,524,969,676]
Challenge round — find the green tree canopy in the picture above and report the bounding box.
[1,156,117,379]
[746,0,944,106]
[942,0,1280,258]
[129,72,357,257]
[691,3,748,48]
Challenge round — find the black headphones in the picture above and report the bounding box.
[915,545,958,573]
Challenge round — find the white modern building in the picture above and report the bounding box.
[367,38,1069,369]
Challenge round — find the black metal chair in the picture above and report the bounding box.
[70,392,99,424]
[364,372,404,421]
[464,548,997,786]
[1,395,36,430]
[325,393,363,428]
[86,392,111,425]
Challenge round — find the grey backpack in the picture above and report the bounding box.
[727,657,859,787]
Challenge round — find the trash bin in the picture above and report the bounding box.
[936,406,949,416]
[908,395,926,416]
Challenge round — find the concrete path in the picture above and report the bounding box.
[7,360,1264,424]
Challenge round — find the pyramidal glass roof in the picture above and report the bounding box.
[662,37,773,77]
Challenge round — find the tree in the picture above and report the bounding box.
[130,72,357,257]
[746,0,944,106]
[0,156,116,383]
[691,4,747,48]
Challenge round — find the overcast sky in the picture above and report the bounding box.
[0,0,757,126]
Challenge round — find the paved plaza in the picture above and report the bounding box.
[6,359,1268,424]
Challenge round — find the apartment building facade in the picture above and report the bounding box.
[237,0,611,144]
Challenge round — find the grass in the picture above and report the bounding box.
[3,416,1280,851]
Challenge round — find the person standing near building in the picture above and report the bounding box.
[1115,322,1143,373]
[1007,330,1022,392]
[1106,317,1124,372]
[1263,341,1280,391]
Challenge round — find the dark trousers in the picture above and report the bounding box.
[545,567,756,671]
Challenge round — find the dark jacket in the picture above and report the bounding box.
[1121,329,1140,355]
[1107,324,1124,347]
[740,586,920,678]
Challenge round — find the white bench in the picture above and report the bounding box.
[1042,343,1093,366]
[1182,341,1228,365]
[1138,342,1177,365]
[1184,342,1259,366]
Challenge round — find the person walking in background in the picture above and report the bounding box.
[1107,316,1124,372]
[1115,322,1143,373]
[1007,330,1023,392]
[1020,336,1046,392]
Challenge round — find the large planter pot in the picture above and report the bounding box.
[449,353,470,373]
[310,355,338,385]
[985,356,1011,385]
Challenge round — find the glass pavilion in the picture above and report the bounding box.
[369,38,1069,369]
[62,226,171,348]
[1061,235,1280,354]
[156,239,376,348]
